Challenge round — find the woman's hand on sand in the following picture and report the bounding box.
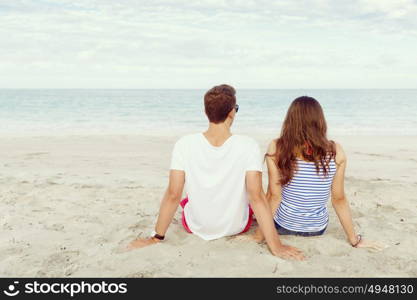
[126,237,160,251]
[355,239,386,251]
[272,244,305,260]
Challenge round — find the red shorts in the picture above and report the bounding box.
[180,197,254,234]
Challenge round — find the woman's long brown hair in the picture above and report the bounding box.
[269,96,336,185]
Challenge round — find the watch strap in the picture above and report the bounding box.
[150,230,165,241]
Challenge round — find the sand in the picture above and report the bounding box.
[1,134,416,277]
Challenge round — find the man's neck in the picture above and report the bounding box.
[203,122,232,147]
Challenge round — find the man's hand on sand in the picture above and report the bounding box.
[272,244,305,260]
[126,237,160,251]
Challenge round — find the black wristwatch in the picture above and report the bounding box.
[150,230,165,241]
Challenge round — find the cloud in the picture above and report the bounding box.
[0,0,416,88]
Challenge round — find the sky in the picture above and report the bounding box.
[0,0,416,88]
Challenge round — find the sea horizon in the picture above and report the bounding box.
[1,88,416,137]
[1,88,416,90]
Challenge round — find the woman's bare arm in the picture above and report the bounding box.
[331,143,385,250]
[331,143,358,245]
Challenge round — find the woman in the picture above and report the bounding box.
[256,96,381,250]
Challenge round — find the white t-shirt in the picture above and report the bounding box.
[170,133,263,240]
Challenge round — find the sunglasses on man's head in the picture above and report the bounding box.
[235,104,239,113]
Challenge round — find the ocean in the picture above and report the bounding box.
[0,89,416,136]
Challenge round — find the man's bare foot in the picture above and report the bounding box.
[231,228,265,243]
[252,228,265,243]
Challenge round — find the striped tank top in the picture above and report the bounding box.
[274,157,337,232]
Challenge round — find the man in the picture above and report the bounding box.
[128,84,304,260]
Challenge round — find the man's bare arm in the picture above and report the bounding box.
[246,171,304,260]
[127,170,185,250]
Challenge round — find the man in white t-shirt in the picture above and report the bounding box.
[128,85,304,260]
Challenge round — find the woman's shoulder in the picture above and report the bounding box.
[266,139,278,156]
[331,141,346,165]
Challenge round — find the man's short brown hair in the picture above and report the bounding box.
[204,84,236,124]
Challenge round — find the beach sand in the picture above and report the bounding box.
[1,134,416,277]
